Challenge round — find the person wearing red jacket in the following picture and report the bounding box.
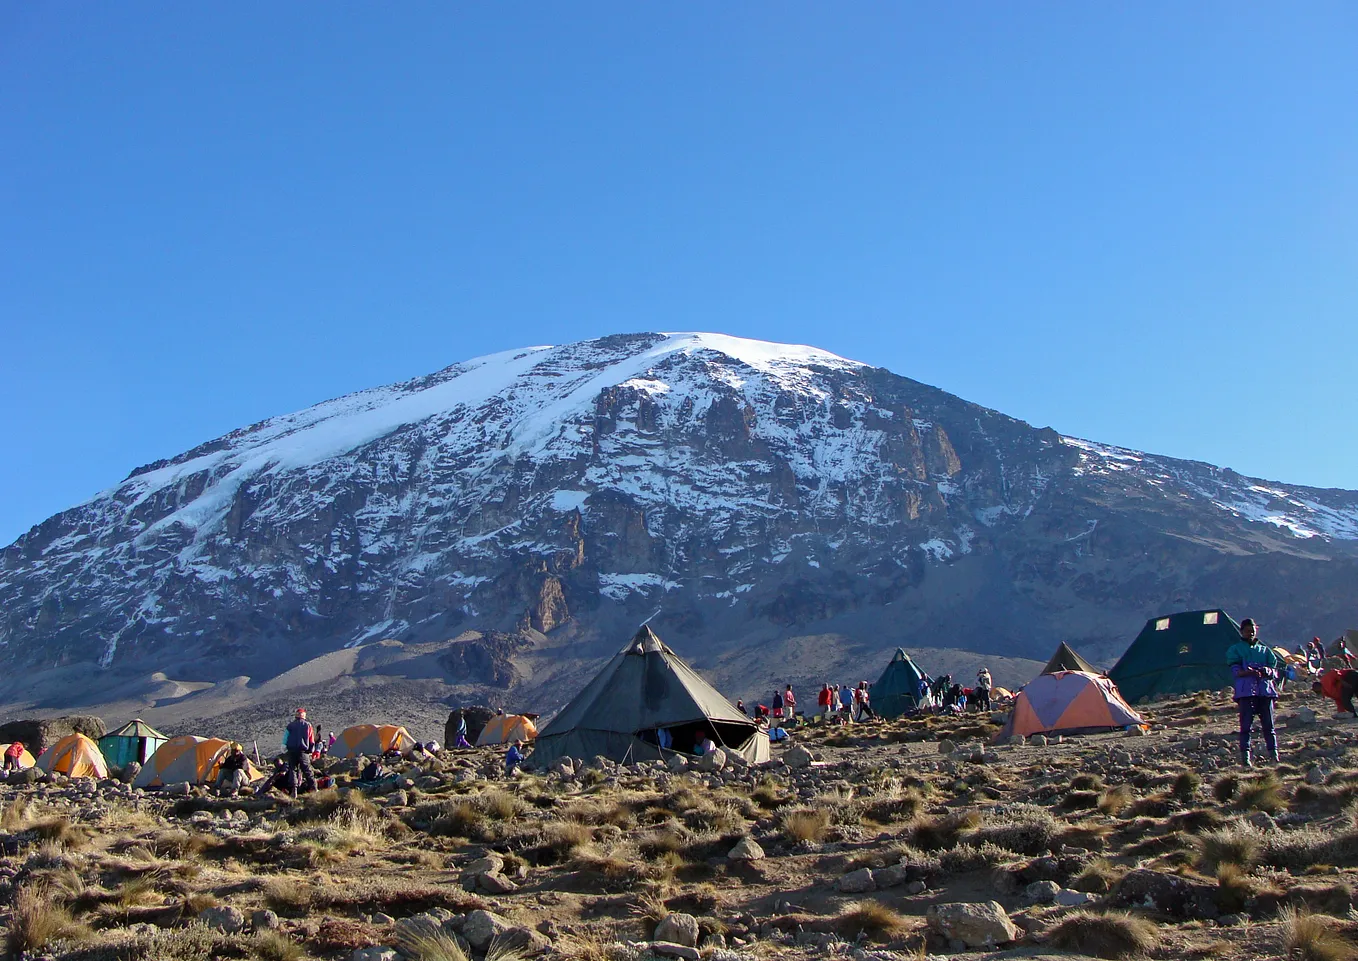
[817,685,832,716]
[1314,669,1358,716]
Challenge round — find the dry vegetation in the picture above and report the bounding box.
[0,686,1356,959]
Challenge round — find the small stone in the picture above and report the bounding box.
[650,942,700,960]
[1125,725,1149,737]
[784,745,815,768]
[476,872,518,894]
[655,913,700,948]
[1218,913,1245,927]
[1306,766,1326,785]
[251,909,281,930]
[926,901,1020,948]
[728,837,765,861]
[1031,735,1049,747]
[872,865,907,888]
[1055,888,1096,906]
[198,905,246,934]
[905,879,927,895]
[1026,880,1060,904]
[938,739,957,754]
[666,754,689,773]
[352,949,399,961]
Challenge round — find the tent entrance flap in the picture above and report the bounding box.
[639,720,752,755]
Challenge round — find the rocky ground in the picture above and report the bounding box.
[2,687,1356,961]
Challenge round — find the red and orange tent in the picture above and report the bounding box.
[993,671,1144,742]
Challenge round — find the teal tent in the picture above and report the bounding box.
[873,648,927,719]
[1109,610,1242,703]
[98,719,168,770]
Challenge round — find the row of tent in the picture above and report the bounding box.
[7,722,430,786]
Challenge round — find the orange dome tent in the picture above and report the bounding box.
[134,735,263,788]
[990,687,1013,701]
[336,724,417,759]
[35,733,109,779]
[0,743,36,769]
[992,671,1145,742]
[476,714,538,746]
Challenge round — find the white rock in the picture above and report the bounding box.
[728,837,765,860]
[784,745,816,768]
[926,901,1020,948]
[655,913,700,948]
[837,868,877,894]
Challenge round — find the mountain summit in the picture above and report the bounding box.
[2,332,1356,711]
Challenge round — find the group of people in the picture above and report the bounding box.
[734,682,878,724]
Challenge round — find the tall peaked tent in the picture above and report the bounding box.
[532,626,770,766]
[873,649,926,719]
[1042,642,1098,676]
[36,733,109,779]
[1109,609,1242,703]
[993,671,1145,742]
[99,719,168,770]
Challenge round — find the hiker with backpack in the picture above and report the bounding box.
[282,708,318,797]
[1227,618,1283,767]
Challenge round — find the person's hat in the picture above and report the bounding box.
[1315,637,1323,643]
[295,707,307,717]
[1240,618,1256,629]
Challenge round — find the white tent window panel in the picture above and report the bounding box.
[1156,618,1171,631]
[1203,612,1219,625]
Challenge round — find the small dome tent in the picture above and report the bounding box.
[872,649,927,719]
[0,743,36,769]
[476,714,538,746]
[134,735,262,787]
[36,733,109,779]
[993,671,1144,742]
[532,625,769,766]
[1109,610,1243,703]
[99,719,168,770]
[336,724,417,759]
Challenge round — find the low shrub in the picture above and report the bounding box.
[1046,911,1158,959]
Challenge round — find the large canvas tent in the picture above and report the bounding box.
[873,649,926,719]
[993,671,1145,741]
[1042,642,1098,676]
[1109,609,1242,703]
[134,735,263,788]
[99,719,168,770]
[532,626,770,766]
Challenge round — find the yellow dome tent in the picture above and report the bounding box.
[36,733,109,779]
[0,743,36,769]
[134,735,262,788]
[476,714,538,746]
[336,724,417,759]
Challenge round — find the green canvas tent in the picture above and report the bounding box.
[98,719,168,770]
[531,626,769,766]
[1042,642,1098,676]
[1109,609,1242,703]
[873,648,927,719]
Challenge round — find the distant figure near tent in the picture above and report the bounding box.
[532,625,770,766]
[872,649,927,719]
[134,735,264,788]
[1109,609,1244,703]
[992,671,1144,742]
[35,733,109,779]
[1,742,34,771]
[1042,642,1098,676]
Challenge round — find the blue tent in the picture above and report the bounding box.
[873,648,927,719]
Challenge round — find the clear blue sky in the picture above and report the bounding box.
[3,5,1356,547]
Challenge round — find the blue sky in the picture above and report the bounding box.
[2,4,1355,547]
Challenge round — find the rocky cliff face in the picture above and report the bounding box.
[2,332,1356,695]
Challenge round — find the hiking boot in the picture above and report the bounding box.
[1240,751,1253,769]
[1268,751,1281,764]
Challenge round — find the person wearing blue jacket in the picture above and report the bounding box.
[1226,618,1283,768]
[504,740,525,777]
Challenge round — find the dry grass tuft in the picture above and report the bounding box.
[1173,771,1203,799]
[289,787,379,824]
[781,807,832,844]
[398,925,471,961]
[7,884,91,955]
[1213,773,1241,803]
[0,795,33,829]
[264,876,316,913]
[1070,773,1105,792]
[905,810,981,851]
[29,816,93,851]
[479,789,527,821]
[251,929,306,961]
[837,900,908,940]
[1196,823,1261,873]
[1236,773,1286,813]
[1046,910,1158,959]
[970,806,1057,855]
[1072,857,1124,894]
[1282,907,1358,961]
[1098,785,1135,816]
[1058,790,1103,812]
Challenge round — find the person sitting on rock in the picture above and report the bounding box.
[2,740,26,772]
[216,743,250,794]
[1314,668,1358,716]
[504,740,525,777]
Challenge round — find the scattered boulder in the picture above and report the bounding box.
[837,868,876,894]
[477,872,519,894]
[650,944,700,960]
[654,913,700,948]
[666,754,689,773]
[698,748,727,772]
[198,905,246,934]
[1109,869,1218,920]
[251,909,280,931]
[1306,766,1326,785]
[119,762,142,785]
[925,901,1019,948]
[872,865,907,889]
[1026,880,1060,904]
[352,948,399,961]
[462,911,511,950]
[0,715,106,755]
[784,745,816,768]
[1031,735,1049,747]
[938,739,957,754]
[728,837,765,861]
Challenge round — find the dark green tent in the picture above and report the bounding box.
[873,648,927,719]
[1042,642,1098,676]
[531,626,769,766]
[1109,609,1242,703]
[98,719,168,770]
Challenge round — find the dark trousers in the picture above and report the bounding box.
[286,750,316,797]
[1237,696,1278,758]
[976,689,991,711]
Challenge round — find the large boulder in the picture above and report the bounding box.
[1108,869,1218,920]
[925,901,1019,948]
[837,868,877,894]
[654,913,699,948]
[197,905,246,934]
[697,748,727,772]
[728,837,765,861]
[444,706,497,746]
[0,715,106,755]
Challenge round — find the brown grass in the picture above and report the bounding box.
[1172,771,1203,799]
[1046,911,1158,959]
[1098,785,1135,816]
[7,885,90,955]
[905,810,981,851]
[1213,773,1240,803]
[781,807,831,844]
[1196,824,1261,873]
[1236,773,1286,813]
[1282,907,1358,961]
[1072,857,1124,893]
[837,900,908,940]
[251,929,306,961]
[398,925,470,961]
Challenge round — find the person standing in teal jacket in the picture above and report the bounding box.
[1226,618,1283,768]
